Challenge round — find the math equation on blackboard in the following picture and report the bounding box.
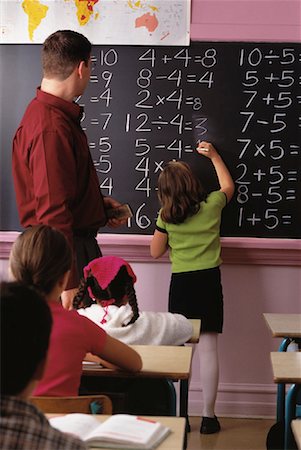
[78,42,301,237]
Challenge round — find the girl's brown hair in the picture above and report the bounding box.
[73,266,140,327]
[9,225,72,296]
[157,161,207,224]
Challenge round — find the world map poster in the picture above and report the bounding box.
[0,0,191,45]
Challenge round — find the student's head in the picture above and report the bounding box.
[42,29,92,81]
[9,225,72,297]
[73,256,140,326]
[0,281,52,396]
[157,160,207,224]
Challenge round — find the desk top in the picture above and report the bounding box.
[47,414,186,450]
[292,420,301,450]
[83,345,193,380]
[270,352,301,383]
[263,313,301,338]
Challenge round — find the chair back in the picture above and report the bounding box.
[30,395,113,414]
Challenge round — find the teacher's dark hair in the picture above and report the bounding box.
[42,29,92,80]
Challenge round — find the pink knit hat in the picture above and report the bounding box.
[83,255,137,291]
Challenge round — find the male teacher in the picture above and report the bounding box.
[12,30,126,309]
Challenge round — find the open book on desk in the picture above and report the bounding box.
[49,413,171,449]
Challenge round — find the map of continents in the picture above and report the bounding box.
[1,0,189,45]
[22,0,100,41]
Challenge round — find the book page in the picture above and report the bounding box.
[50,413,171,449]
[86,414,161,444]
[50,413,101,440]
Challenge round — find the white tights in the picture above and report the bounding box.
[197,332,219,418]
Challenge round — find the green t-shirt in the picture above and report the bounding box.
[156,191,227,273]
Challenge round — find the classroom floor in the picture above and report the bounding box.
[186,416,274,450]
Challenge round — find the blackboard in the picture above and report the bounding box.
[0,42,300,237]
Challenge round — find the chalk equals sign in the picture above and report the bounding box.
[184,121,192,131]
[187,74,197,83]
[296,95,301,104]
[290,144,299,155]
[90,119,99,125]
[185,97,194,105]
[287,170,298,181]
[285,189,296,200]
[89,142,96,149]
[90,75,98,83]
[184,145,193,153]
[194,56,203,63]
[90,96,99,103]
[282,215,292,225]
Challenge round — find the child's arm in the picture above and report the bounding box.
[150,229,168,259]
[96,334,142,372]
[197,141,235,203]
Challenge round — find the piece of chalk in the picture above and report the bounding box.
[199,147,209,152]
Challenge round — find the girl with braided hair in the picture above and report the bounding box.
[73,255,193,346]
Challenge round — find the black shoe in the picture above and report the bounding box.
[200,416,221,434]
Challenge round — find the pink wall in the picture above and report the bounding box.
[191,0,301,42]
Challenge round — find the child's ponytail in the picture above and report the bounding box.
[122,281,140,327]
[73,277,93,309]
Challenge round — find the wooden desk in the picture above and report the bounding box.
[264,313,301,422]
[263,313,301,339]
[187,319,201,344]
[270,352,301,450]
[83,345,192,380]
[271,352,301,384]
[47,414,186,450]
[292,420,301,450]
[83,345,192,426]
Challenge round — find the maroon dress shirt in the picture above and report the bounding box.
[12,88,107,288]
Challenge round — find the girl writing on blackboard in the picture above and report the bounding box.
[9,225,142,397]
[73,255,193,346]
[151,141,234,434]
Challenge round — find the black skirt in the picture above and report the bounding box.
[168,266,224,333]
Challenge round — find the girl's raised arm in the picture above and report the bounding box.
[197,141,235,203]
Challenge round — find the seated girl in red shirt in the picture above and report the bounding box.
[9,225,142,396]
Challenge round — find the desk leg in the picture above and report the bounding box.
[278,338,292,352]
[277,338,292,422]
[165,379,177,416]
[180,378,190,449]
[180,379,188,418]
[284,384,300,450]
